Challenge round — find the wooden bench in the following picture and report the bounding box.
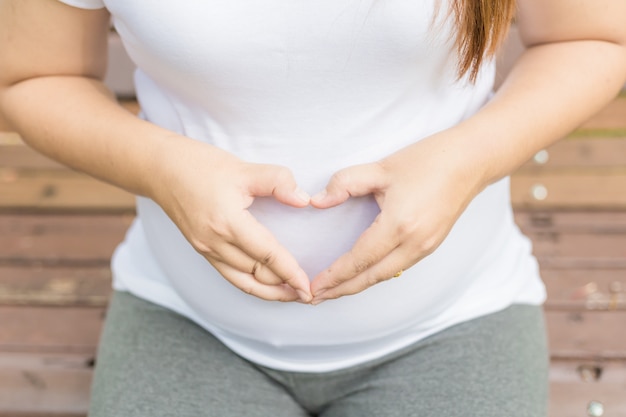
[1,95,625,416]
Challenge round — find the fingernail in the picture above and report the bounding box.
[312,189,327,202]
[297,289,312,303]
[295,187,311,203]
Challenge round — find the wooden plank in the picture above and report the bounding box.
[538,257,626,270]
[0,352,91,416]
[511,173,626,209]
[0,132,21,145]
[0,171,135,213]
[513,211,626,309]
[515,211,626,261]
[519,137,626,170]
[515,211,626,232]
[0,307,103,354]
[579,96,626,131]
[0,147,66,170]
[547,311,626,360]
[529,231,626,259]
[542,269,626,311]
[0,215,132,265]
[0,267,111,307]
[550,359,626,417]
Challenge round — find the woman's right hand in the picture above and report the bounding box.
[151,136,313,303]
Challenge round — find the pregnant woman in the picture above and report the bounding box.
[1,1,625,416]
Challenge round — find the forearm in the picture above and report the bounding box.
[449,39,626,189]
[0,75,201,199]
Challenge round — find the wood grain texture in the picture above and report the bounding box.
[547,311,626,360]
[0,132,22,145]
[0,171,135,213]
[511,173,626,209]
[0,215,132,265]
[0,146,66,170]
[0,267,111,307]
[0,353,92,416]
[0,307,104,354]
[515,211,626,231]
[542,269,626,311]
[579,96,626,131]
[530,231,626,260]
[549,360,626,417]
[520,137,626,170]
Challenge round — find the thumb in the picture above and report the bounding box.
[311,163,387,209]
[246,164,310,208]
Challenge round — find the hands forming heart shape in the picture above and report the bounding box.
[153,134,483,305]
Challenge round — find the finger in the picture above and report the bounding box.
[232,211,313,302]
[312,245,414,303]
[310,214,399,296]
[245,164,310,208]
[310,163,387,209]
[206,243,284,286]
[212,261,301,302]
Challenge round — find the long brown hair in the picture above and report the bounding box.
[449,0,517,81]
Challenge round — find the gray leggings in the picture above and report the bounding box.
[89,291,549,417]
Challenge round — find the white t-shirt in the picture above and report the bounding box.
[60,0,545,372]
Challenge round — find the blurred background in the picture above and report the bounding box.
[0,26,625,417]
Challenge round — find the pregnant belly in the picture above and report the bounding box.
[247,195,379,278]
[136,180,508,346]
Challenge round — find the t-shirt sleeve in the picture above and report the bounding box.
[57,0,105,10]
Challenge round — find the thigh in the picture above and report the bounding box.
[88,291,308,417]
[322,305,549,417]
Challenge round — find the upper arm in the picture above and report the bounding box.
[516,0,626,47]
[0,0,110,88]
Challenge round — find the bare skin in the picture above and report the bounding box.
[1,0,625,304]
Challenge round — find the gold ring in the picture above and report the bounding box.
[393,270,403,278]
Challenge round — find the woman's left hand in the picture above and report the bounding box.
[309,132,487,304]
